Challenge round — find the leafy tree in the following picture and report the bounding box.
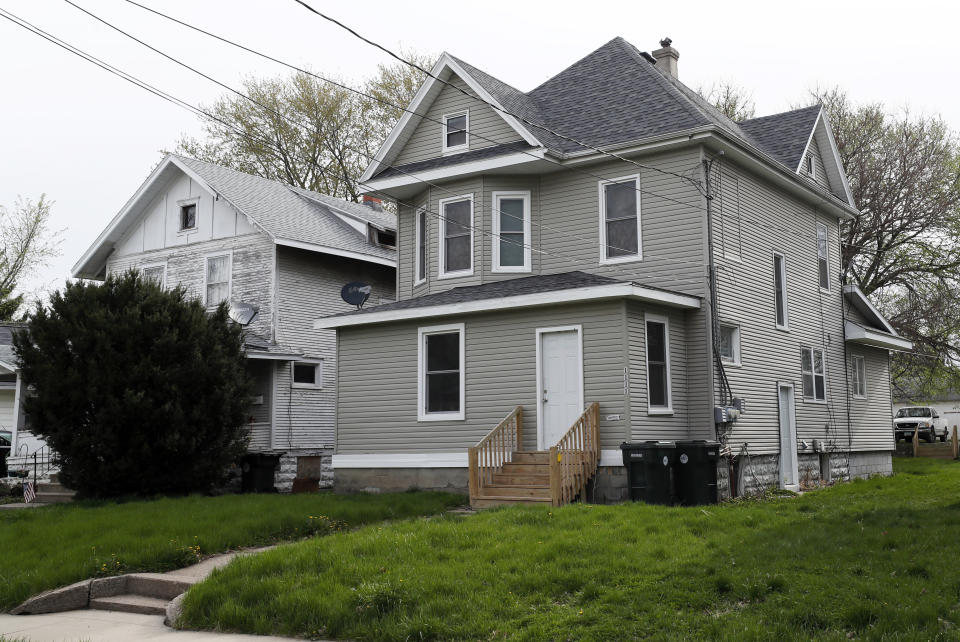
[177,54,431,201]
[13,271,251,497]
[0,195,61,320]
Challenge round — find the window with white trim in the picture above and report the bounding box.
[492,191,531,272]
[645,315,672,412]
[141,264,165,288]
[599,175,642,263]
[439,196,473,278]
[292,361,322,389]
[205,254,231,306]
[719,324,740,365]
[816,222,830,290]
[852,355,866,398]
[418,324,465,420]
[774,252,789,329]
[415,208,427,285]
[442,111,468,153]
[801,346,826,401]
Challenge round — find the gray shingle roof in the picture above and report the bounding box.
[374,141,534,179]
[173,155,395,263]
[0,324,23,367]
[738,105,822,170]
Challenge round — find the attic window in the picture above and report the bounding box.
[443,111,468,153]
[376,229,396,248]
[804,154,814,177]
[180,203,197,231]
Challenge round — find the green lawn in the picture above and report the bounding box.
[0,491,464,611]
[178,458,960,641]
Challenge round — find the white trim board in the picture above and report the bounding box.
[332,452,469,468]
[316,282,701,329]
[274,238,396,267]
[362,149,547,193]
[844,321,913,352]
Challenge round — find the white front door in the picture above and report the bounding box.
[778,383,799,490]
[538,328,583,449]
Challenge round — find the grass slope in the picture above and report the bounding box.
[0,491,463,611]
[180,458,960,640]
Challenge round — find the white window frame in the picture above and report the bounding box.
[598,174,643,265]
[441,110,469,155]
[140,262,167,289]
[801,346,827,403]
[773,251,789,331]
[291,359,323,390]
[414,207,427,286]
[805,154,815,177]
[178,197,200,233]
[491,190,531,273]
[816,222,830,291]
[437,194,474,280]
[417,323,466,421]
[645,313,673,415]
[718,323,741,366]
[852,354,866,399]
[203,251,232,307]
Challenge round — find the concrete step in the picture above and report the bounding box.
[491,473,550,485]
[472,496,552,508]
[500,463,549,475]
[511,451,549,465]
[478,484,551,499]
[125,574,193,600]
[33,490,75,504]
[36,482,70,493]
[89,594,168,616]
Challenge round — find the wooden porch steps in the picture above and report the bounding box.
[472,450,553,506]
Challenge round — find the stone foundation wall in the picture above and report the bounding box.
[333,467,468,494]
[717,450,890,499]
[588,466,628,503]
[274,449,333,493]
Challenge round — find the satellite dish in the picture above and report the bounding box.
[341,282,372,309]
[228,301,260,326]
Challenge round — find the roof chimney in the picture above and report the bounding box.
[362,194,383,211]
[652,37,679,79]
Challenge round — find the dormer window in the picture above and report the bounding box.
[375,229,396,248]
[442,111,468,153]
[180,202,197,231]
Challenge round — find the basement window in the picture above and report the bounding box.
[292,361,322,389]
[418,323,465,421]
[442,111,469,153]
[801,346,826,402]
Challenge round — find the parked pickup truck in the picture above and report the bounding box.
[894,407,947,443]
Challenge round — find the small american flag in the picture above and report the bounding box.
[23,481,36,504]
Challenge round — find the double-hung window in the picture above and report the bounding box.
[442,111,468,153]
[418,323,465,421]
[414,208,427,285]
[719,324,740,365]
[439,195,473,278]
[851,355,866,398]
[491,191,531,272]
[801,346,826,401]
[141,264,166,288]
[205,253,231,306]
[645,315,672,413]
[816,223,830,290]
[773,252,789,329]
[599,175,642,263]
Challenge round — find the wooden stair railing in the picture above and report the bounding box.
[549,402,600,506]
[468,406,523,504]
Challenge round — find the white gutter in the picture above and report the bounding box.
[844,321,913,352]
[245,350,302,361]
[361,149,547,193]
[315,282,700,329]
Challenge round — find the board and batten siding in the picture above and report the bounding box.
[392,73,523,167]
[274,247,394,450]
[710,153,892,454]
[336,301,630,455]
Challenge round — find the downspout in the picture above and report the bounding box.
[702,153,733,414]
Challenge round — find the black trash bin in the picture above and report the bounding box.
[620,441,676,504]
[674,440,720,505]
[241,454,279,493]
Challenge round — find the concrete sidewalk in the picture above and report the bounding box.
[0,609,299,641]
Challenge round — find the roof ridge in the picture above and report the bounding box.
[740,103,822,125]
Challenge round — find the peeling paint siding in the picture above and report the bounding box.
[274,247,394,450]
[393,74,522,166]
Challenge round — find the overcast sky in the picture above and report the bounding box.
[2,0,958,300]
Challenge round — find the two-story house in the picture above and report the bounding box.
[73,154,395,492]
[315,37,911,505]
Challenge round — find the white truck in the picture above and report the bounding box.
[894,406,948,443]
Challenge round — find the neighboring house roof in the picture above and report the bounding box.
[315,271,701,329]
[0,323,23,373]
[362,37,855,210]
[73,154,396,279]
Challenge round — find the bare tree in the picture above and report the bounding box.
[177,54,432,202]
[0,195,62,320]
[698,81,756,121]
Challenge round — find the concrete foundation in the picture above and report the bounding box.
[274,449,333,493]
[587,466,628,503]
[334,467,468,494]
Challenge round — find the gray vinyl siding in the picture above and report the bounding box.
[275,247,394,449]
[802,137,831,190]
[393,74,522,166]
[336,301,629,454]
[713,155,867,455]
[626,302,690,440]
[848,346,895,451]
[106,232,276,342]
